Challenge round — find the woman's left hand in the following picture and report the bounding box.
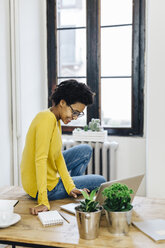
[30,204,49,215]
[69,188,90,198]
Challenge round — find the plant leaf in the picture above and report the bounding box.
[89,187,99,201]
[81,190,90,200]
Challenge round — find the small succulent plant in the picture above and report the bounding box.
[78,188,100,212]
[83,118,102,132]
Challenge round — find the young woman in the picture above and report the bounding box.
[20,79,106,215]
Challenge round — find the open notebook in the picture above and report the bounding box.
[38,210,64,227]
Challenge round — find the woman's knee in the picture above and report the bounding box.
[86,174,106,186]
[75,144,92,159]
[96,175,106,184]
[82,144,92,157]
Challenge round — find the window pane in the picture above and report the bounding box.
[101,78,131,127]
[57,29,86,77]
[58,78,87,127]
[58,78,86,84]
[101,26,132,76]
[57,0,86,28]
[101,0,133,26]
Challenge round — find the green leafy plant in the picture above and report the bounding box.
[78,188,100,212]
[102,183,134,212]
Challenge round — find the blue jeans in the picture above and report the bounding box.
[48,144,106,201]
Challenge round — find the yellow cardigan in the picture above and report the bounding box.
[20,109,75,210]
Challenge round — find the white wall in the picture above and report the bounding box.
[112,137,146,195]
[0,0,47,187]
[17,0,47,184]
[0,0,12,186]
[19,0,47,146]
[146,0,165,198]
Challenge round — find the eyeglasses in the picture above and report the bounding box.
[68,105,84,118]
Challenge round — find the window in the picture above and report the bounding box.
[47,0,145,136]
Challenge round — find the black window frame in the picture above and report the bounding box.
[47,0,145,136]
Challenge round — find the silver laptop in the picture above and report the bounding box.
[96,174,144,206]
[60,174,144,215]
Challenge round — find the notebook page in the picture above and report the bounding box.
[38,210,64,227]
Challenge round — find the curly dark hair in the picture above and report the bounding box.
[51,79,95,106]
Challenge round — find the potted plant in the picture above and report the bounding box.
[102,183,134,235]
[75,188,102,240]
[73,118,107,142]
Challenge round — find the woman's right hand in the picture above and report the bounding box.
[69,188,90,198]
[30,204,49,215]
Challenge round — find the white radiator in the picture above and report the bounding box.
[62,139,118,181]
